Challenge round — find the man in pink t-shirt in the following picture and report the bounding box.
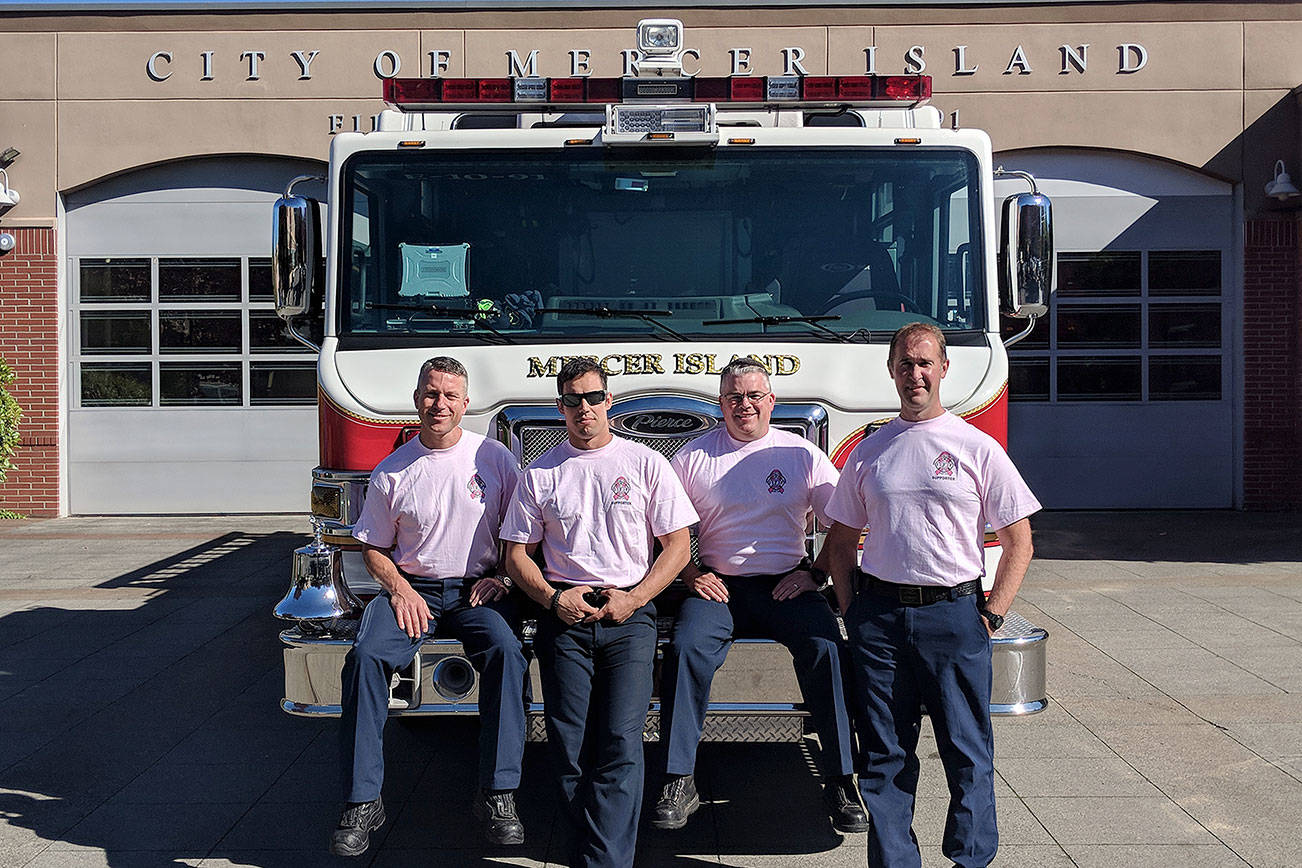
[501,357,697,868]
[650,357,867,835]
[330,357,528,857]
[824,324,1041,868]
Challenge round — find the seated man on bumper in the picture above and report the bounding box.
[501,357,698,868]
[330,356,529,857]
[652,356,868,833]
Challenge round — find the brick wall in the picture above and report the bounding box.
[0,228,59,517]
[1242,218,1301,510]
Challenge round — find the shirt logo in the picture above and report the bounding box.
[611,476,631,501]
[932,451,958,480]
[766,468,787,494]
[467,472,486,502]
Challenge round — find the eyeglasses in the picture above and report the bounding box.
[558,390,607,408]
[721,391,771,406]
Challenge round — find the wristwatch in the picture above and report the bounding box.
[979,608,1005,631]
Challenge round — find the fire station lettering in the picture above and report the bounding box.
[525,353,800,378]
[143,38,1152,86]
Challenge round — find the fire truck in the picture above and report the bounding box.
[271,19,1054,736]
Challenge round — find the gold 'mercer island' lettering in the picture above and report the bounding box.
[526,353,801,378]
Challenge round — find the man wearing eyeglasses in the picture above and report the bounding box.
[501,357,697,868]
[332,356,528,857]
[651,356,867,834]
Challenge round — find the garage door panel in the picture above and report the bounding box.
[66,157,325,514]
[1010,403,1233,508]
[68,407,317,514]
[996,148,1236,509]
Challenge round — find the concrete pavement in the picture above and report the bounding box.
[0,511,1299,867]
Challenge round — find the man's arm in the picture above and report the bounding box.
[983,518,1033,629]
[771,527,834,602]
[468,541,510,607]
[504,540,599,626]
[823,522,862,615]
[678,559,729,603]
[600,526,692,623]
[362,543,432,639]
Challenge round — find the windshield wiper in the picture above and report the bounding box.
[701,314,847,343]
[536,306,688,341]
[365,301,515,344]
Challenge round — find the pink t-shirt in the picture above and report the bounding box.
[352,430,520,580]
[825,412,1041,587]
[499,435,699,588]
[671,426,839,576]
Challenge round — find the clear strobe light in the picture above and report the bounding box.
[637,19,683,55]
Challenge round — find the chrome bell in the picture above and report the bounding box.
[274,517,363,620]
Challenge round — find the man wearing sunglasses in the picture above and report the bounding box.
[652,356,866,834]
[501,357,697,868]
[332,356,529,856]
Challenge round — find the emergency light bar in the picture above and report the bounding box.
[382,74,931,112]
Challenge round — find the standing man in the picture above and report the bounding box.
[652,357,867,833]
[501,357,697,868]
[824,323,1040,868]
[331,356,529,857]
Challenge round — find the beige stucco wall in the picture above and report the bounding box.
[0,5,1297,222]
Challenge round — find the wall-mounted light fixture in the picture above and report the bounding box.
[0,233,15,255]
[1265,160,1300,201]
[0,168,19,217]
[0,147,18,169]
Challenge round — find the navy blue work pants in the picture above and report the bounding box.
[659,575,855,777]
[535,601,657,868]
[339,578,528,803]
[844,589,996,868]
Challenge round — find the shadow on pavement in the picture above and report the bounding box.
[0,531,319,867]
[1031,510,1302,564]
[0,528,852,867]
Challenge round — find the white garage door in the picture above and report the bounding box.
[65,158,325,514]
[995,150,1237,508]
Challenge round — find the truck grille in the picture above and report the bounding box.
[497,396,828,468]
[519,425,699,466]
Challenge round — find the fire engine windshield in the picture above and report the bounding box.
[339,148,984,345]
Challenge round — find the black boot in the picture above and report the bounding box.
[473,789,525,845]
[329,796,386,856]
[823,774,870,833]
[650,774,700,830]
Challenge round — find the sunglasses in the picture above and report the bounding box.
[558,390,607,408]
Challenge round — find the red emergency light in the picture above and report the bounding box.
[382,74,931,111]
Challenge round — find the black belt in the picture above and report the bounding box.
[854,569,982,606]
[708,563,806,584]
[398,569,488,586]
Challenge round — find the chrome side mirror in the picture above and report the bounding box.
[998,191,1054,319]
[273,189,320,320]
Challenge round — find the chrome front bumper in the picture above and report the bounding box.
[281,612,1047,721]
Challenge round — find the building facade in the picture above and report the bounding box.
[0,1,1299,515]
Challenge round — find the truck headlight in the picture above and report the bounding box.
[310,483,343,522]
